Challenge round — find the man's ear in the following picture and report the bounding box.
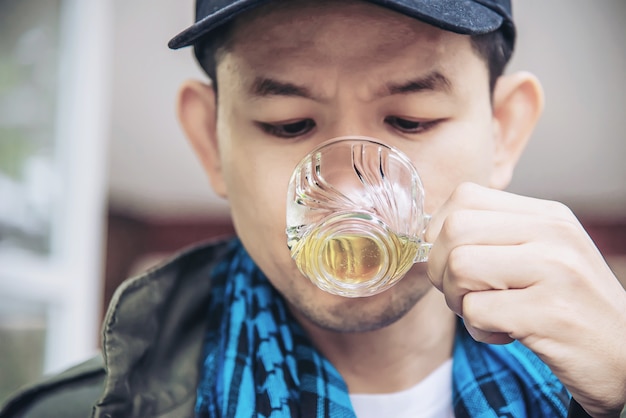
[489,71,544,190]
[176,80,227,198]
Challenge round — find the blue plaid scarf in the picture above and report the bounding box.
[195,239,570,417]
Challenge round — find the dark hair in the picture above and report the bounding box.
[194,22,234,92]
[470,28,514,93]
[195,23,513,95]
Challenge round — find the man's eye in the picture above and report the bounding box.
[258,119,316,138]
[384,116,436,134]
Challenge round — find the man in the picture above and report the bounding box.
[1,0,625,417]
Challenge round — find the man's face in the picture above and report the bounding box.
[209,0,499,332]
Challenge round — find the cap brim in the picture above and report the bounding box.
[168,0,507,50]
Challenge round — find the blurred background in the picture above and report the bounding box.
[0,0,625,404]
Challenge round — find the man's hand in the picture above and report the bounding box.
[425,182,626,418]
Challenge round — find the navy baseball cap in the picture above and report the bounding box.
[168,0,515,50]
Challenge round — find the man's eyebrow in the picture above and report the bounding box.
[250,77,314,99]
[249,72,451,100]
[383,71,452,96]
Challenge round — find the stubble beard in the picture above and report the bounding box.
[286,277,432,333]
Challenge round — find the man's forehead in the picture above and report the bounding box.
[226,0,467,71]
[217,42,479,105]
[214,0,483,100]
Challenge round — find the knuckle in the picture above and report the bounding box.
[447,245,474,279]
[462,292,480,320]
[440,210,469,240]
[534,243,575,277]
[451,182,480,204]
[546,200,575,220]
[443,292,461,315]
[426,262,442,288]
[554,251,588,286]
[556,217,584,239]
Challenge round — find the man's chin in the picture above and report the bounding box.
[288,279,432,333]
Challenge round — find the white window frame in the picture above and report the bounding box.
[0,0,112,375]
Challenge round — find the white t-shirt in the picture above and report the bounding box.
[349,359,454,418]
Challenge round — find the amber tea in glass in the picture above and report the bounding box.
[286,137,431,298]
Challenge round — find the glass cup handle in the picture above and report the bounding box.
[414,214,432,263]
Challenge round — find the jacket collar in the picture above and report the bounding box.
[93,239,232,418]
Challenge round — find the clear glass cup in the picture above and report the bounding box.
[286,136,432,298]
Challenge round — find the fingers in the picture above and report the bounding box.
[423,182,626,415]
[425,182,595,316]
[431,243,540,315]
[463,324,515,345]
[461,289,534,343]
[424,182,578,244]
